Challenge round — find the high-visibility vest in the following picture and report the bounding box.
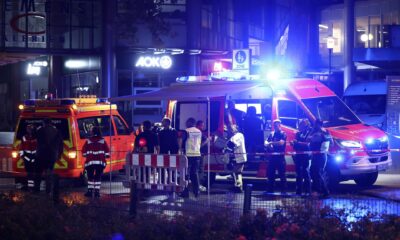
[20,135,37,163]
[185,127,202,157]
[82,136,110,167]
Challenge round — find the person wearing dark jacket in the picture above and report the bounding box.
[158,117,179,154]
[20,124,37,191]
[134,120,159,154]
[35,118,63,193]
[265,119,287,194]
[292,119,312,196]
[82,126,110,198]
[308,119,332,199]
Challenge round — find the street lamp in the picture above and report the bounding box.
[327,36,335,75]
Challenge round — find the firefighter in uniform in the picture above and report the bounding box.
[20,124,37,191]
[82,126,110,198]
[292,119,312,196]
[225,124,247,192]
[180,117,202,198]
[265,119,287,194]
[308,119,332,199]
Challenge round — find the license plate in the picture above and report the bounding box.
[376,164,388,171]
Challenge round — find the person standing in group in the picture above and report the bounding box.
[292,119,312,196]
[180,117,202,198]
[158,117,179,154]
[264,119,287,194]
[242,106,263,161]
[225,124,247,192]
[35,118,63,193]
[308,119,332,199]
[134,120,159,154]
[224,100,245,130]
[20,124,37,191]
[196,120,210,192]
[82,126,110,198]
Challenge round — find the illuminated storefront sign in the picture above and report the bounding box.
[135,56,173,69]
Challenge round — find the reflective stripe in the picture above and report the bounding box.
[94,185,101,189]
[85,161,106,167]
[88,181,95,185]
[19,151,24,155]
[24,150,36,154]
[83,151,105,155]
[88,185,94,189]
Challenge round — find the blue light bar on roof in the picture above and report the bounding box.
[96,98,109,103]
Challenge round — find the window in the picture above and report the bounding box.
[278,100,306,129]
[113,116,130,135]
[16,118,70,140]
[77,116,115,139]
[174,101,220,132]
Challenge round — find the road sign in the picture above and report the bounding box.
[232,49,251,74]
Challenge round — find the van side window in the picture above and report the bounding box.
[278,100,306,129]
[77,116,115,139]
[113,116,130,135]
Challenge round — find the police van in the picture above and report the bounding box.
[11,96,134,180]
[125,72,391,189]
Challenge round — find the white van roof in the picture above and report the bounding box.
[344,81,387,96]
[110,81,263,101]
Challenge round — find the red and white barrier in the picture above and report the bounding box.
[125,153,188,192]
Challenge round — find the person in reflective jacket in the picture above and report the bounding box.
[82,126,110,198]
[20,124,37,191]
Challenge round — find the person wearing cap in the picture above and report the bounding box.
[264,119,287,194]
[82,126,110,198]
[291,119,312,196]
[20,124,37,191]
[308,119,332,199]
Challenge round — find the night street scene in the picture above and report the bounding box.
[1,0,400,239]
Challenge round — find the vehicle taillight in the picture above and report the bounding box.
[11,151,18,159]
[68,151,77,159]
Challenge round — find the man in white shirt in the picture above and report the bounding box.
[225,124,247,192]
[180,117,202,198]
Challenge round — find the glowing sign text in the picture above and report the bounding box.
[135,56,172,69]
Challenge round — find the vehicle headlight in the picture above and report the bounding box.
[68,151,77,159]
[337,139,362,148]
[380,135,388,142]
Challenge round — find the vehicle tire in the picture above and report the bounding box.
[354,172,378,187]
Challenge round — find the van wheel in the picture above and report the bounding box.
[354,172,378,187]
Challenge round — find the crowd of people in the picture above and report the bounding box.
[20,103,333,200]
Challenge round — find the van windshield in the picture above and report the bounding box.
[343,95,386,115]
[302,96,361,127]
[16,118,70,140]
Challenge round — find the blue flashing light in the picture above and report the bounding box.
[334,155,343,163]
[60,99,76,105]
[266,69,281,81]
[365,138,374,145]
[24,100,35,106]
[96,98,109,103]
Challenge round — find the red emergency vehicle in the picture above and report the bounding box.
[127,73,391,188]
[11,97,134,180]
